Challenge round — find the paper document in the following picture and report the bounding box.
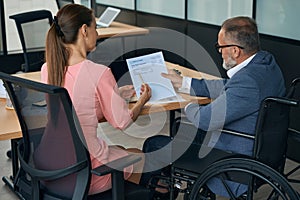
[0,80,6,98]
[126,52,176,103]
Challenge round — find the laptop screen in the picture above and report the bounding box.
[96,7,121,28]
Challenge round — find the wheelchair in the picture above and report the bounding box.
[168,93,300,200]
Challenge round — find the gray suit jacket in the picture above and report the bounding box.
[185,50,286,156]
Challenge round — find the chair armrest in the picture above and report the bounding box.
[91,154,142,176]
[91,154,143,200]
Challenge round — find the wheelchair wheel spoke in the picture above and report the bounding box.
[188,158,299,200]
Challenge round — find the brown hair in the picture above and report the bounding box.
[46,4,93,86]
[221,16,260,55]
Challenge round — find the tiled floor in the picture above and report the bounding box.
[0,113,299,199]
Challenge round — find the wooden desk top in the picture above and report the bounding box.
[97,21,149,39]
[13,71,41,83]
[0,98,22,140]
[1,62,218,140]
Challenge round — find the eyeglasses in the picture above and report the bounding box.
[215,42,244,53]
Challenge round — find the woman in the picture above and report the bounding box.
[38,4,151,195]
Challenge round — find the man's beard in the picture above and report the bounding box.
[222,55,237,70]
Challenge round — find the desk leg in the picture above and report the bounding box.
[11,139,19,178]
[169,109,183,137]
[169,110,175,137]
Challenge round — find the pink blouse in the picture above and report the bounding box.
[41,60,134,194]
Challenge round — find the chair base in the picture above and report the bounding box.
[2,176,26,200]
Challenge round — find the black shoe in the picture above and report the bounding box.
[153,188,179,200]
[153,191,170,200]
[230,194,247,200]
[197,186,216,200]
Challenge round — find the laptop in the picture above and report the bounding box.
[96,7,121,28]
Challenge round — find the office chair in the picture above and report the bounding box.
[285,77,300,184]
[9,10,52,72]
[169,93,299,199]
[56,0,74,9]
[0,72,150,200]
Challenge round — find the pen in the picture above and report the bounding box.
[138,73,145,84]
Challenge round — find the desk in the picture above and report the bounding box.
[97,21,149,39]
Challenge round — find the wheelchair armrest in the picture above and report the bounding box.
[174,116,255,140]
[91,154,142,176]
[218,129,255,140]
[176,96,299,141]
[264,96,299,106]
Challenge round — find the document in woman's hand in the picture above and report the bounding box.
[126,51,176,103]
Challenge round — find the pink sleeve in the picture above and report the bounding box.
[96,69,133,129]
[41,63,48,84]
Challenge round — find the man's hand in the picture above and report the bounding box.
[161,69,183,90]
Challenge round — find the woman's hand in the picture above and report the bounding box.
[129,83,151,122]
[119,85,135,100]
[139,83,151,104]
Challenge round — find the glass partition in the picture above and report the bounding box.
[188,0,252,25]
[256,0,300,41]
[136,0,185,19]
[95,0,134,10]
[4,0,57,52]
[77,0,91,8]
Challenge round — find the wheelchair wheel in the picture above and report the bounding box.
[189,158,299,200]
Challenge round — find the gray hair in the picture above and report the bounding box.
[221,16,260,55]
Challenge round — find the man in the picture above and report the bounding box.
[141,16,286,199]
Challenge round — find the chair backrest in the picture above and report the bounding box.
[0,72,91,199]
[253,96,299,172]
[56,0,74,9]
[286,77,300,130]
[286,78,300,163]
[9,10,52,72]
